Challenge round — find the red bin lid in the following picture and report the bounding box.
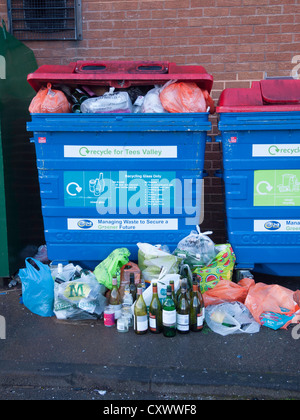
[27,60,214,93]
[217,79,300,113]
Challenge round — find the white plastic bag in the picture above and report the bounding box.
[137,242,179,283]
[205,302,261,336]
[142,86,167,113]
[81,87,133,113]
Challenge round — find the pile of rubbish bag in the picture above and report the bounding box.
[29,81,215,115]
[16,226,300,337]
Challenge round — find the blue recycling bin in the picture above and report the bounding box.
[27,61,213,264]
[217,79,300,277]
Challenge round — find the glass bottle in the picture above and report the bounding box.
[177,278,189,303]
[176,285,190,334]
[149,283,162,334]
[129,273,137,302]
[121,285,134,328]
[190,282,205,332]
[134,285,148,335]
[71,87,89,104]
[109,276,122,320]
[169,280,177,308]
[162,285,176,338]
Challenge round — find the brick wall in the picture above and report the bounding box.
[1,0,300,243]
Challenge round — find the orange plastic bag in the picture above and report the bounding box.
[28,86,47,113]
[203,278,255,307]
[29,83,71,114]
[245,283,300,329]
[160,82,207,113]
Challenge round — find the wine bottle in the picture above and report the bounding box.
[176,285,190,334]
[134,285,148,335]
[149,283,162,334]
[129,273,137,302]
[162,285,176,338]
[109,276,122,320]
[177,278,189,303]
[169,280,177,308]
[190,282,205,332]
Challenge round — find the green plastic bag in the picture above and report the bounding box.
[94,248,131,289]
[193,244,236,294]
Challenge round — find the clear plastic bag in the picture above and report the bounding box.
[205,302,261,336]
[81,87,133,113]
[54,272,107,320]
[174,226,217,268]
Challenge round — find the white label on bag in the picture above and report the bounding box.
[163,310,176,327]
[64,146,178,159]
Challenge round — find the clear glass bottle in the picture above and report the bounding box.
[134,285,148,335]
[109,276,122,320]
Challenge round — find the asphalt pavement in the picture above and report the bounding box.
[0,273,299,401]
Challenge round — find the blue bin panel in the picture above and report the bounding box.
[218,111,300,277]
[28,113,210,263]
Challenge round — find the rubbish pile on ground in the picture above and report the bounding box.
[14,226,300,337]
[28,81,215,115]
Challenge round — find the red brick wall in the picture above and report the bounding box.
[1,0,300,243]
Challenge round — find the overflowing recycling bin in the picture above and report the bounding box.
[217,79,300,277]
[27,61,214,265]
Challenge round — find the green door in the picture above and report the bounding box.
[0,22,44,277]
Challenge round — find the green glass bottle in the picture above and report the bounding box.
[162,285,176,338]
[176,285,190,334]
[149,283,162,334]
[190,282,205,332]
[134,285,148,335]
[169,280,177,308]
